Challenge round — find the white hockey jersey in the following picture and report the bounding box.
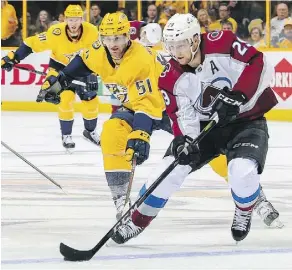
[158,31,278,139]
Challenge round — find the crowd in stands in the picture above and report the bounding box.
[1,0,292,48]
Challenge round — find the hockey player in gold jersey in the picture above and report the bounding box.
[1,5,101,150]
[36,12,165,224]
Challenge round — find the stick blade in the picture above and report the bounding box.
[59,242,94,261]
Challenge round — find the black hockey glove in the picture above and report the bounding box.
[86,74,99,92]
[1,51,19,72]
[126,130,150,165]
[170,135,200,165]
[213,87,247,126]
[38,71,70,104]
[152,110,173,135]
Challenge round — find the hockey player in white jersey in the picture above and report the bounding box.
[112,14,282,244]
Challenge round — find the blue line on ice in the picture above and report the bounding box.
[2,248,292,265]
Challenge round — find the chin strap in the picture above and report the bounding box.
[189,35,201,63]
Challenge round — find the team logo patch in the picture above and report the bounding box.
[92,40,101,49]
[52,28,61,36]
[130,27,136,35]
[207,31,223,41]
[104,83,129,103]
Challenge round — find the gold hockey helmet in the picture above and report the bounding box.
[99,12,130,36]
[64,5,83,18]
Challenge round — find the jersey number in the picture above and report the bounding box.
[160,90,170,106]
[232,39,251,56]
[135,78,152,96]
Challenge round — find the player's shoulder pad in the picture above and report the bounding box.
[92,39,102,50]
[158,58,185,93]
[130,41,154,66]
[82,45,104,61]
[202,31,236,55]
[82,21,99,33]
[47,22,66,36]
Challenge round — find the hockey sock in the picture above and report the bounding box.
[83,118,97,132]
[60,120,73,135]
[105,171,130,201]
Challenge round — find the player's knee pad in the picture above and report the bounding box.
[145,156,191,199]
[81,96,99,120]
[101,118,132,171]
[228,158,260,207]
[58,90,75,120]
[209,155,228,180]
[133,156,192,228]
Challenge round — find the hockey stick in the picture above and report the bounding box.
[59,114,219,261]
[14,65,47,76]
[14,65,86,87]
[1,141,66,194]
[124,153,138,210]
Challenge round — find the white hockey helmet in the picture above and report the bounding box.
[140,23,162,46]
[163,13,201,61]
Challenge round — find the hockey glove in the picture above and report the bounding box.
[170,135,200,165]
[152,110,173,135]
[1,51,19,71]
[126,130,150,165]
[86,74,99,92]
[39,71,70,104]
[213,87,247,126]
[36,89,61,104]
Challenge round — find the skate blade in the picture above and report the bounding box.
[269,218,284,229]
[65,148,74,155]
[83,136,100,146]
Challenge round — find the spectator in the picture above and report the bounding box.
[197,9,211,33]
[35,10,51,34]
[58,13,65,23]
[212,3,238,33]
[271,3,291,40]
[20,12,37,37]
[156,1,185,14]
[90,4,102,27]
[144,4,158,23]
[1,0,18,46]
[248,19,266,49]
[129,9,137,21]
[189,1,199,17]
[278,18,292,48]
[208,7,220,31]
[158,5,176,28]
[221,20,233,31]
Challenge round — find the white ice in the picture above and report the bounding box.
[1,112,292,270]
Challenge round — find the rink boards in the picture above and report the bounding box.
[1,49,292,121]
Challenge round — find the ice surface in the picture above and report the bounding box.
[1,112,292,269]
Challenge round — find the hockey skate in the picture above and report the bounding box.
[62,135,75,154]
[111,217,144,244]
[254,187,284,228]
[83,130,100,146]
[106,195,133,247]
[231,205,253,242]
